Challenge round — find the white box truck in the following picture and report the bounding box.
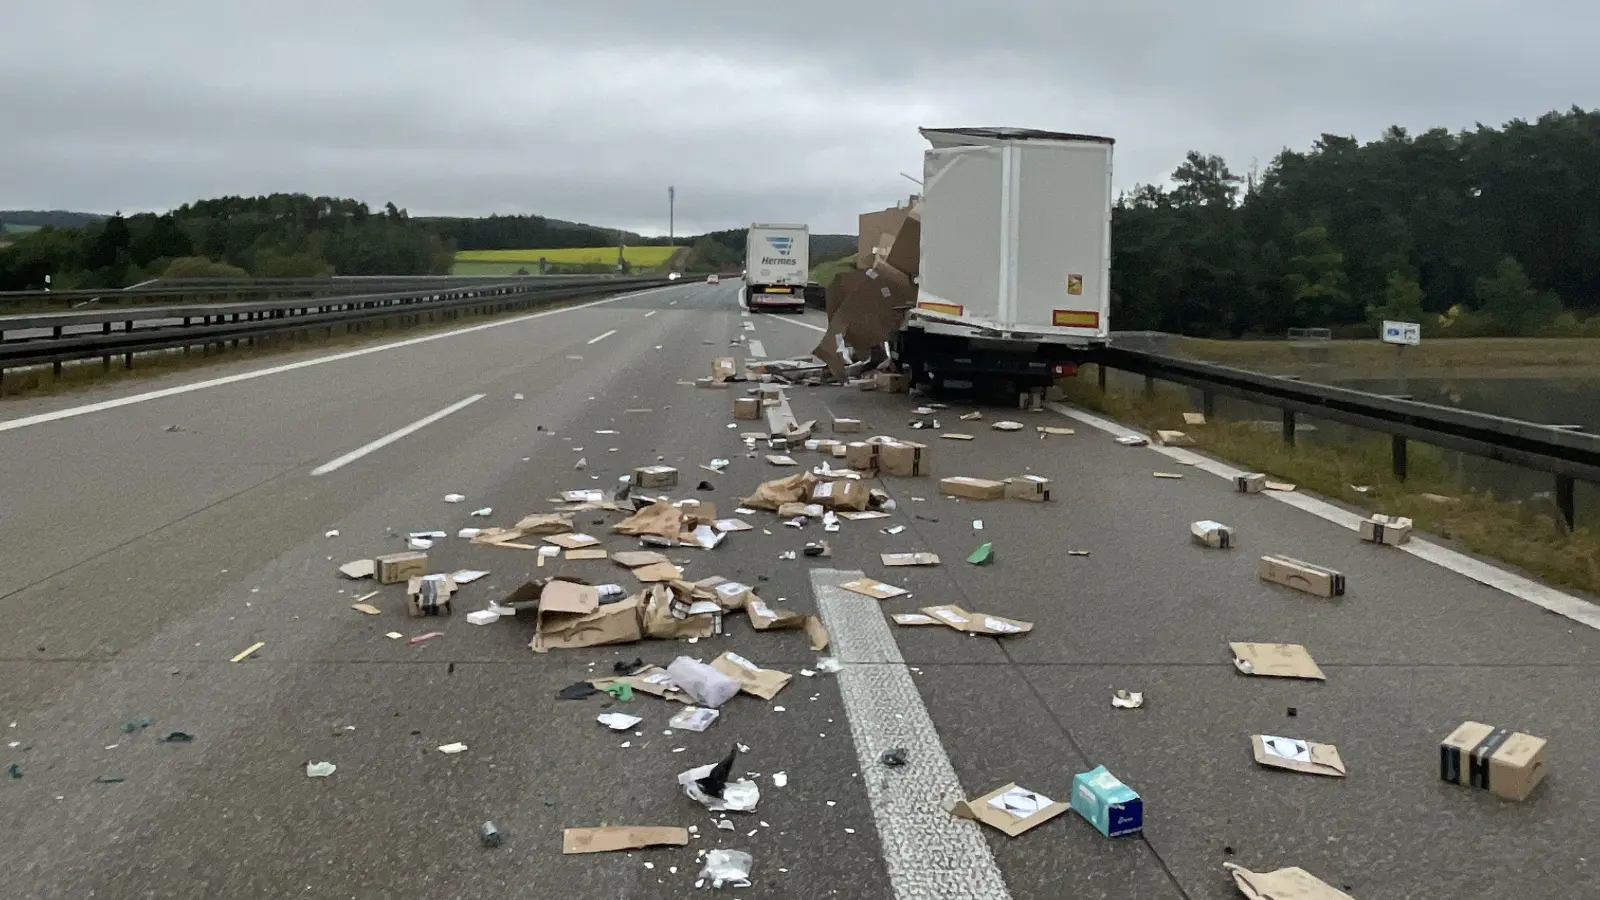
[897,127,1113,395]
[744,223,809,313]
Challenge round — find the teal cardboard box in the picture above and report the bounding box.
[1071,766,1143,837]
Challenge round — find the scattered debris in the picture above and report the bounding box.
[1155,430,1194,447]
[1037,426,1074,436]
[1112,690,1144,709]
[230,641,265,663]
[948,782,1068,836]
[667,657,741,708]
[1264,481,1296,492]
[839,577,908,600]
[444,494,466,503]
[1224,863,1354,900]
[1152,472,1184,480]
[563,826,690,854]
[1258,555,1345,598]
[967,543,994,565]
[338,559,376,580]
[991,421,1024,431]
[920,604,1030,635]
[597,713,644,731]
[406,632,444,646]
[679,746,761,812]
[559,682,600,701]
[1252,735,1347,777]
[1230,642,1326,680]
[880,747,909,767]
[481,821,503,847]
[1071,765,1143,837]
[305,761,337,778]
[697,849,755,889]
[1234,473,1267,493]
[882,552,940,567]
[670,707,721,732]
[437,742,468,755]
[1116,435,1149,446]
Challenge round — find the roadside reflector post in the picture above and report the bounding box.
[1282,410,1296,446]
[1556,475,1576,533]
[1143,375,1155,399]
[1097,364,1107,393]
[1392,435,1408,481]
[1202,391,1216,420]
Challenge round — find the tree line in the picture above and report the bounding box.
[0,195,454,290]
[1112,107,1600,338]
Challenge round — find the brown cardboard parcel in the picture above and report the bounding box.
[1360,513,1413,546]
[640,583,719,640]
[814,264,915,379]
[832,417,862,433]
[1439,720,1548,801]
[374,551,427,585]
[882,552,940,567]
[406,575,455,617]
[810,479,871,511]
[879,441,930,477]
[1251,735,1347,777]
[710,650,792,699]
[712,357,737,382]
[947,782,1070,837]
[1224,864,1354,900]
[922,604,1033,636]
[746,596,806,631]
[733,397,761,420]
[1230,642,1326,680]
[939,476,1006,500]
[1259,554,1345,597]
[631,465,679,488]
[844,442,880,471]
[1004,476,1052,501]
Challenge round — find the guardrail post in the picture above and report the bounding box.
[1202,391,1216,420]
[1143,375,1155,399]
[1282,410,1296,446]
[1392,436,1408,481]
[1556,475,1576,532]
[123,321,133,368]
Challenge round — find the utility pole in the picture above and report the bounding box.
[668,186,676,242]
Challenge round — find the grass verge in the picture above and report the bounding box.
[0,292,617,402]
[1060,365,1600,597]
[809,254,856,289]
[1177,336,1600,376]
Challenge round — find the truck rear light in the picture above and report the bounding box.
[1051,363,1079,378]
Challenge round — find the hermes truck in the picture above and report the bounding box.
[896,127,1114,396]
[744,223,810,312]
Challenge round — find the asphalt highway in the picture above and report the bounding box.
[0,280,1595,899]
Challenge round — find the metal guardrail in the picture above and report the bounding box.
[0,274,624,311]
[1088,345,1599,530]
[0,275,669,390]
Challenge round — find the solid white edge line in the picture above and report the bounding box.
[809,568,1014,900]
[0,285,680,435]
[586,329,618,345]
[311,394,485,476]
[1045,401,1600,631]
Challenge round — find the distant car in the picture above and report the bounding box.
[667,272,681,280]
[707,274,720,284]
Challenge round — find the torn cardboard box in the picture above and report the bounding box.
[1230,642,1326,680]
[939,476,1006,500]
[745,596,805,631]
[531,589,641,653]
[712,357,737,382]
[375,551,427,585]
[1224,864,1354,900]
[876,371,910,393]
[1360,513,1413,546]
[921,605,1032,636]
[1191,520,1237,549]
[832,417,861,433]
[948,782,1069,837]
[632,465,679,489]
[1003,476,1052,502]
[839,577,908,600]
[1259,555,1345,598]
[810,479,871,511]
[742,472,818,511]
[1155,430,1195,447]
[1439,721,1547,801]
[844,442,880,471]
[641,583,720,640]
[1252,735,1347,777]
[545,532,600,550]
[711,651,791,700]
[407,575,455,617]
[562,826,690,855]
[613,550,671,569]
[614,500,685,541]
[632,561,682,583]
[734,397,761,420]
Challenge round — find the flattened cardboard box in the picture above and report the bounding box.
[877,441,930,477]
[374,551,427,585]
[712,357,736,382]
[1251,735,1347,777]
[710,651,791,699]
[1004,476,1052,502]
[948,782,1069,837]
[921,604,1032,636]
[562,826,689,855]
[631,465,679,488]
[531,593,640,653]
[1230,642,1325,680]
[1360,513,1413,546]
[1259,554,1345,597]
[1224,864,1354,900]
[1439,720,1548,801]
[839,577,908,600]
[844,442,880,470]
[939,476,1006,500]
[733,397,761,420]
[881,552,940,567]
[745,596,805,630]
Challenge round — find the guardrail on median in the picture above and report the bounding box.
[1087,345,1600,531]
[0,275,670,393]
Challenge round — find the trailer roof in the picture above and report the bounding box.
[919,127,1116,148]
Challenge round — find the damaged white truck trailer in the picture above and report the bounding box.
[904,127,1113,394]
[815,127,1114,398]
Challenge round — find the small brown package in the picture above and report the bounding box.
[939,476,1006,500]
[1439,721,1547,801]
[1259,554,1345,597]
[375,551,427,585]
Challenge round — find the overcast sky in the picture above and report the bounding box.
[3,0,1596,235]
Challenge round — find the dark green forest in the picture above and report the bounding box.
[1112,107,1600,338]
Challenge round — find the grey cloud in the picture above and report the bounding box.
[3,0,1595,234]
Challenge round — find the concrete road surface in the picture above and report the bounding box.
[1,280,1596,899]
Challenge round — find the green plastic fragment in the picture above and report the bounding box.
[603,684,634,702]
[967,542,994,565]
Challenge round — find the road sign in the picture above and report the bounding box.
[1381,320,1420,346]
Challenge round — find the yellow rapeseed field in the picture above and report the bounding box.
[455,247,677,267]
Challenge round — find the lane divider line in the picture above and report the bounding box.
[644,311,657,318]
[586,329,618,345]
[1047,401,1600,631]
[809,568,1014,900]
[311,394,485,476]
[0,285,683,435]
[747,339,767,359]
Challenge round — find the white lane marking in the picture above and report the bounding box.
[644,311,657,318]
[810,568,1012,900]
[0,285,679,435]
[747,339,767,359]
[311,394,485,476]
[1047,402,1600,631]
[586,329,618,345]
[768,313,827,333]
[740,310,750,318]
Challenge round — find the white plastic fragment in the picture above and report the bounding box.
[436,742,468,755]
[697,849,754,889]
[772,772,788,787]
[597,713,644,731]
[407,537,433,550]
[324,529,339,538]
[444,494,466,503]
[305,761,337,778]
[471,507,494,517]
[466,610,499,626]
[1112,689,1145,709]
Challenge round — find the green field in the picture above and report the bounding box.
[1,223,42,239]
[809,253,856,288]
[455,247,677,267]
